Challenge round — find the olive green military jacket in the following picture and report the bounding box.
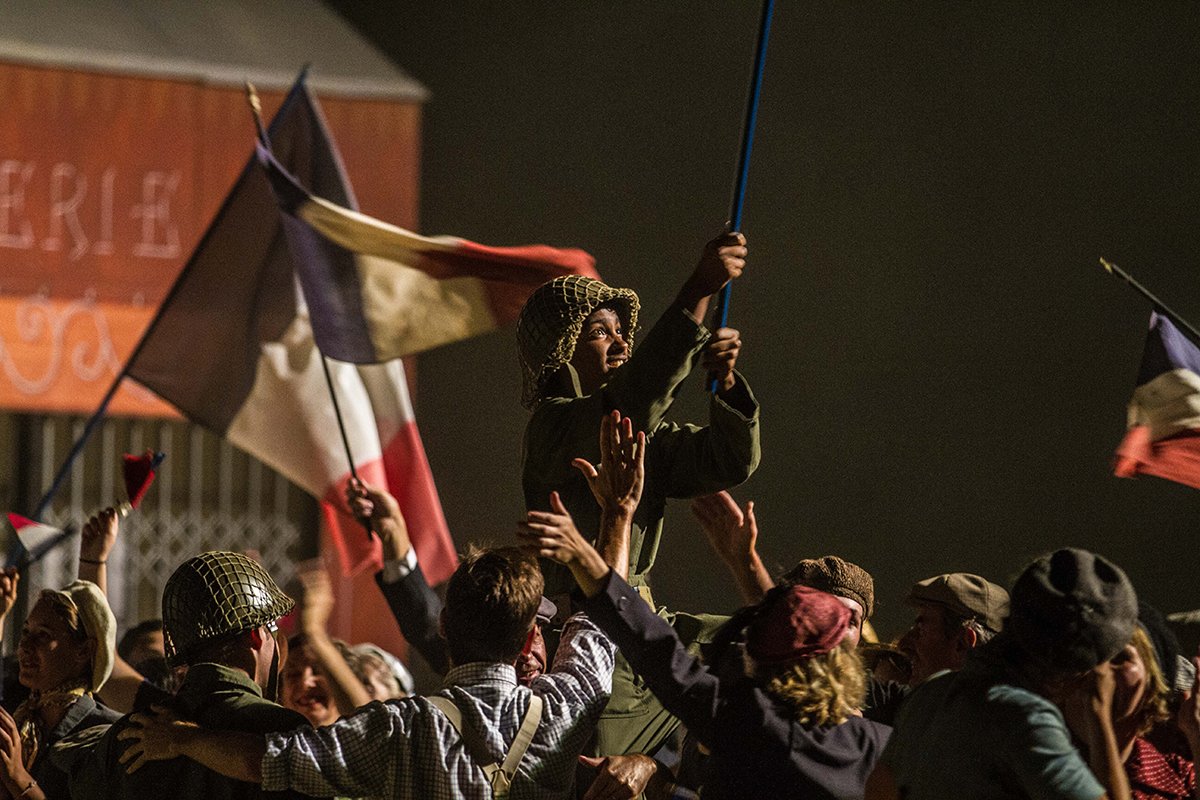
[72,663,312,800]
[523,305,761,600]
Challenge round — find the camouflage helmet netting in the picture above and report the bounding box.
[516,275,640,408]
[162,551,294,666]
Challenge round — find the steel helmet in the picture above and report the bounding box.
[162,551,294,666]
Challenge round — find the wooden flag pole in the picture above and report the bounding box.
[710,0,775,392]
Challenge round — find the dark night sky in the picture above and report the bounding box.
[325,2,1200,638]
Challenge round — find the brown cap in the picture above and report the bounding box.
[780,556,875,619]
[906,573,1010,633]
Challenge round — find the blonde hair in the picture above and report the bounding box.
[756,643,867,727]
[1131,626,1170,736]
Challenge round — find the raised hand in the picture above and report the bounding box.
[691,491,756,565]
[518,492,595,568]
[571,411,645,516]
[344,478,411,562]
[691,491,772,604]
[676,232,748,320]
[297,562,334,637]
[81,506,120,563]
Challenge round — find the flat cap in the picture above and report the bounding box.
[907,573,1010,633]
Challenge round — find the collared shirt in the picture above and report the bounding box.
[261,614,615,800]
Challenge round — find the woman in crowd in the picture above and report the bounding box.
[1,580,120,800]
[1110,623,1200,799]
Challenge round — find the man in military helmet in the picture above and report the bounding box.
[72,551,309,800]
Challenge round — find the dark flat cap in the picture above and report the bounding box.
[907,573,1010,633]
[1006,548,1137,672]
[780,556,875,619]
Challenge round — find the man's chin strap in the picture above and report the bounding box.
[264,632,282,703]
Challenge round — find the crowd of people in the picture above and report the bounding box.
[1,233,1195,799]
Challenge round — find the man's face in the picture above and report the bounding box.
[898,603,966,685]
[835,596,865,648]
[515,623,548,686]
[569,307,628,395]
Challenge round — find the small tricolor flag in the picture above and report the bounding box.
[5,513,72,567]
[1113,311,1200,489]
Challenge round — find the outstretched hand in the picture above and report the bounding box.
[297,562,334,637]
[517,493,610,599]
[691,491,757,565]
[571,411,645,516]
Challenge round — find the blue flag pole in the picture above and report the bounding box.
[710,0,775,392]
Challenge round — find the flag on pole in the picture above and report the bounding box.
[1113,311,1200,489]
[255,143,599,364]
[5,513,72,567]
[123,74,456,586]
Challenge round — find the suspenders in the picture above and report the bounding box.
[427,694,544,799]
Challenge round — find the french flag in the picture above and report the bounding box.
[1114,311,1200,489]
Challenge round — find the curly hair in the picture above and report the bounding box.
[754,642,868,727]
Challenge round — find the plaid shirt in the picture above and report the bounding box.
[261,615,615,800]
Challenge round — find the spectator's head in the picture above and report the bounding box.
[517,275,640,407]
[441,547,543,667]
[898,573,1009,685]
[118,618,165,666]
[744,585,866,726]
[161,551,294,699]
[350,642,413,700]
[1004,548,1137,680]
[514,596,557,686]
[779,556,874,647]
[18,580,115,694]
[282,633,352,726]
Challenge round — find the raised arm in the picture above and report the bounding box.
[80,508,147,713]
[349,480,450,675]
[691,491,773,605]
[296,564,372,715]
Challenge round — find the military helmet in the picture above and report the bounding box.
[516,275,639,408]
[162,551,294,667]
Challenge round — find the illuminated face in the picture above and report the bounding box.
[281,644,339,726]
[18,598,91,692]
[898,603,965,686]
[515,624,548,686]
[835,596,865,649]
[569,307,629,395]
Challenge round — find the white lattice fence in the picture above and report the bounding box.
[17,413,314,636]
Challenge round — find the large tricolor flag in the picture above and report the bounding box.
[124,75,456,592]
[1113,311,1200,489]
[255,142,598,363]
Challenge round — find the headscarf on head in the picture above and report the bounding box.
[516,275,640,408]
[14,580,115,769]
[745,585,851,667]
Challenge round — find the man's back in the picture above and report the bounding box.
[73,663,310,800]
[259,615,615,800]
[881,661,1103,800]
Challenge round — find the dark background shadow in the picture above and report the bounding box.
[326,1,1200,640]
